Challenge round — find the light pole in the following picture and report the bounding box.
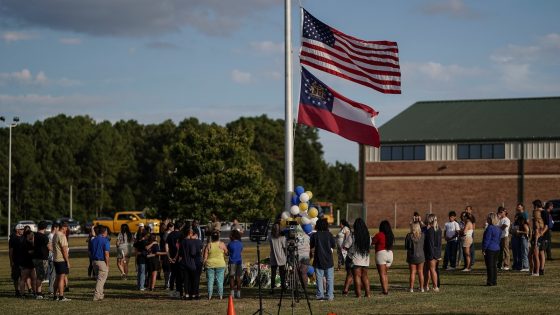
[1,116,19,236]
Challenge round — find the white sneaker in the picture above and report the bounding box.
[531,273,539,277]
[231,290,235,297]
[446,267,456,271]
[462,268,471,272]
[420,288,425,293]
[235,291,241,299]
[58,297,71,302]
[503,267,510,271]
[520,268,530,272]
[409,288,414,293]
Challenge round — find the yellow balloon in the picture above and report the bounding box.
[299,202,309,211]
[305,191,313,199]
[308,207,318,218]
[295,217,302,224]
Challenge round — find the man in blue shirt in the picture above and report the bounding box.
[89,225,110,301]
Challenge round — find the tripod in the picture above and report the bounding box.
[277,241,312,315]
[250,219,272,315]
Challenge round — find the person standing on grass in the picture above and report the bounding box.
[269,222,287,294]
[517,214,530,272]
[230,218,244,235]
[530,208,546,276]
[443,211,460,271]
[405,222,425,292]
[460,212,474,271]
[178,225,203,300]
[166,222,183,297]
[47,222,60,295]
[203,231,228,300]
[336,220,351,271]
[9,224,24,298]
[52,223,71,301]
[117,224,133,280]
[372,220,394,295]
[89,225,110,301]
[227,229,244,299]
[465,206,477,266]
[134,231,148,291]
[533,199,549,275]
[310,218,336,301]
[32,221,50,299]
[497,207,511,270]
[348,218,371,298]
[145,234,162,291]
[482,213,501,286]
[296,225,311,291]
[423,214,442,292]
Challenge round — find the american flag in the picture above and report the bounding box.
[300,9,401,94]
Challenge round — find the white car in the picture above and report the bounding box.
[17,220,38,232]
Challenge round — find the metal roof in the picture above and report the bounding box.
[379,97,560,144]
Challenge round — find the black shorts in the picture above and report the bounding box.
[147,257,160,273]
[54,261,69,275]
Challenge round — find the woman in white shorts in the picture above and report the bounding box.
[371,220,394,295]
[346,218,371,298]
[117,224,133,279]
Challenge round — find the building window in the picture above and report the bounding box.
[380,145,425,161]
[457,143,505,159]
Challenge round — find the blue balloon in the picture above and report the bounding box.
[295,186,305,196]
[307,266,315,276]
[302,223,313,234]
[291,195,299,205]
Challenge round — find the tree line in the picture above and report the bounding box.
[0,114,359,229]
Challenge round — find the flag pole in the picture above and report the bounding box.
[284,0,294,212]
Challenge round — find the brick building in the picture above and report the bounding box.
[360,97,560,228]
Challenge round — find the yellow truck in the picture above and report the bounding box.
[93,211,160,234]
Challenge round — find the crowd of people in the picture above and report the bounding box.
[7,200,555,302]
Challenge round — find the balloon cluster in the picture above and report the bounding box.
[280,185,320,234]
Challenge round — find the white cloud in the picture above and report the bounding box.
[419,0,480,19]
[231,69,252,84]
[0,69,81,87]
[59,37,82,45]
[402,62,485,81]
[250,41,283,54]
[0,69,43,85]
[2,31,37,42]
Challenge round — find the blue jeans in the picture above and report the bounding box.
[443,239,458,268]
[511,235,521,270]
[315,267,334,300]
[206,267,225,298]
[520,237,529,270]
[137,263,146,290]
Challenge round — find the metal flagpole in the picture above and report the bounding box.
[284,0,294,212]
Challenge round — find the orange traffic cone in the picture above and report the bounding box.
[227,295,236,315]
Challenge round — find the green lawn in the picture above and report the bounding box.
[2,230,559,314]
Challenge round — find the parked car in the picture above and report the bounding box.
[55,217,82,234]
[43,220,53,234]
[548,199,560,231]
[93,211,160,234]
[17,220,37,232]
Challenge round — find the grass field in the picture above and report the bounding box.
[2,229,559,314]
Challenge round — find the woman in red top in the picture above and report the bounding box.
[371,220,394,295]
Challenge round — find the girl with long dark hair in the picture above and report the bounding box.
[117,224,133,279]
[349,218,371,298]
[371,220,394,295]
[423,214,442,292]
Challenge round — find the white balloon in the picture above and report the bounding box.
[299,192,310,203]
[290,205,300,215]
[281,211,291,220]
[301,216,311,225]
[310,217,319,225]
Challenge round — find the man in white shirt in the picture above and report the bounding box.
[443,211,461,270]
[497,207,511,270]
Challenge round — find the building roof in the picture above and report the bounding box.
[379,97,560,144]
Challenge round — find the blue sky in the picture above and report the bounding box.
[1,0,559,167]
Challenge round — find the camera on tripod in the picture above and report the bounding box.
[285,221,299,253]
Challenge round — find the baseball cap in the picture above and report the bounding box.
[15,224,24,230]
[138,223,145,227]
